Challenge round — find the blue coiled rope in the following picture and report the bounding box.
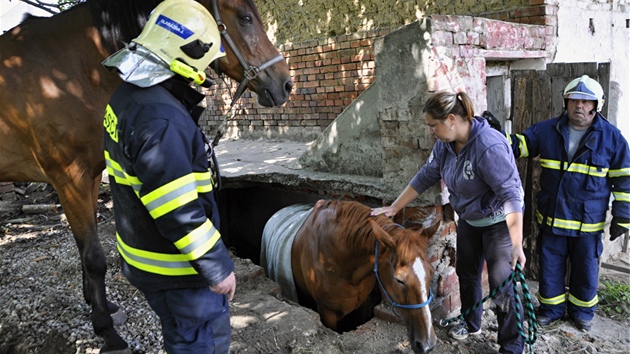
[439,263,538,353]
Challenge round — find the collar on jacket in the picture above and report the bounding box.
[159,77,206,124]
[555,111,606,134]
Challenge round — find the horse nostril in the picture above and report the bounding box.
[285,79,294,95]
[414,340,434,354]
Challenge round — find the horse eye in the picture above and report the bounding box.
[394,277,405,286]
[241,15,253,25]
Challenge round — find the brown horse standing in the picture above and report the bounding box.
[263,200,438,354]
[0,0,291,352]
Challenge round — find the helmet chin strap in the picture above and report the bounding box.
[170,59,215,88]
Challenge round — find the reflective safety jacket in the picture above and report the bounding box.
[508,112,630,237]
[103,79,234,291]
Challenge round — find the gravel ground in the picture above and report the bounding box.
[1,184,629,354]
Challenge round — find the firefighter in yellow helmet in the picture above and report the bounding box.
[507,75,630,333]
[102,0,235,352]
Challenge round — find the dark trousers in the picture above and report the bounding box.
[457,220,524,354]
[537,230,602,321]
[144,287,231,354]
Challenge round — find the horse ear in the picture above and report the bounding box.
[369,219,396,249]
[421,220,441,239]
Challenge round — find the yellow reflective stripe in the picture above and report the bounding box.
[541,158,609,178]
[552,217,582,230]
[504,132,512,146]
[565,163,608,177]
[608,167,630,178]
[535,210,604,232]
[537,292,566,305]
[540,158,561,170]
[116,233,198,276]
[617,221,630,229]
[104,151,142,195]
[579,222,606,232]
[142,174,198,219]
[515,134,529,158]
[194,171,214,193]
[174,219,221,260]
[612,191,630,203]
[568,293,598,308]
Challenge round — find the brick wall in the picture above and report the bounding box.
[198,29,387,141]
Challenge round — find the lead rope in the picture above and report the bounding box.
[439,263,538,353]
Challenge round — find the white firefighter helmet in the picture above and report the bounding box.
[563,75,605,112]
[133,0,225,75]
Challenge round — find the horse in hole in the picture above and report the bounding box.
[261,199,439,354]
[0,0,292,352]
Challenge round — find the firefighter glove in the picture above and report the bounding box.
[482,111,502,131]
[609,216,630,241]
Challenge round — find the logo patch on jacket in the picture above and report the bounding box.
[463,160,475,180]
[104,104,119,143]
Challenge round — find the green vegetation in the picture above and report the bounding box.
[599,280,630,322]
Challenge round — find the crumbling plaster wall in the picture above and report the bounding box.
[377,15,547,204]
[256,0,531,45]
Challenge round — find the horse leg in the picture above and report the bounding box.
[52,174,130,353]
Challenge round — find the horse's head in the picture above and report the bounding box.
[369,218,438,354]
[203,0,293,107]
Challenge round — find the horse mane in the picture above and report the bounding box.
[321,200,423,257]
[87,0,162,53]
[326,201,429,258]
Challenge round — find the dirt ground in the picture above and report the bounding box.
[1,183,629,354]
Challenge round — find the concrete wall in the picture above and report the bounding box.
[297,83,383,177]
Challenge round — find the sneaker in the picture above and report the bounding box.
[448,322,481,340]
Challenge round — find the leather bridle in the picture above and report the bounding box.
[374,240,434,315]
[209,0,285,106]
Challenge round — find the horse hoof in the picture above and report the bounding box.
[110,308,128,326]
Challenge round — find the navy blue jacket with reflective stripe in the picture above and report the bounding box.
[508,112,630,237]
[103,80,234,291]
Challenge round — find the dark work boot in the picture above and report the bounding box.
[536,315,558,327]
[573,318,592,332]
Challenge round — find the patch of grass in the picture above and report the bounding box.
[598,280,630,322]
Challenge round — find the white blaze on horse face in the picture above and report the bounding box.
[412,257,433,323]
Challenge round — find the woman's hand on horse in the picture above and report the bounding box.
[370,205,398,217]
[210,271,236,301]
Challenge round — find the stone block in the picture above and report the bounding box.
[437,267,459,297]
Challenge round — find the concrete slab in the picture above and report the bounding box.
[214,138,389,202]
